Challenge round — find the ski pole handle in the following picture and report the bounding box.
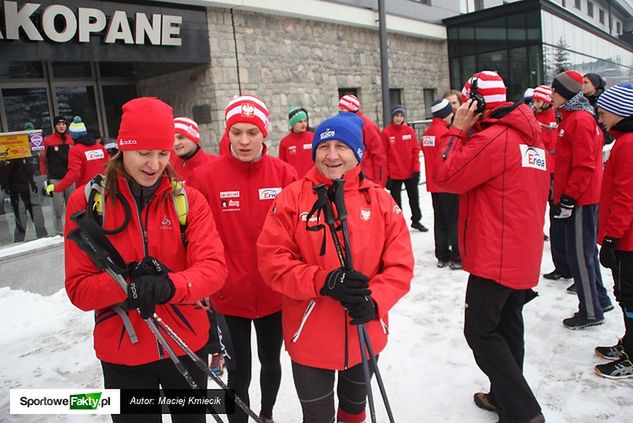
[331,178,348,221]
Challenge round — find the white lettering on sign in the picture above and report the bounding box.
[0,1,182,46]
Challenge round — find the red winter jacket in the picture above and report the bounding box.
[257,165,413,369]
[170,147,219,183]
[64,173,227,366]
[421,118,450,193]
[553,109,603,205]
[534,108,557,174]
[278,130,315,178]
[188,146,297,319]
[382,122,420,180]
[54,140,107,192]
[434,103,550,289]
[356,112,387,186]
[598,127,633,251]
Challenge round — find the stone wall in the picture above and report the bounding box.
[138,8,449,155]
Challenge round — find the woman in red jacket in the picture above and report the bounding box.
[64,97,228,423]
[188,95,297,423]
[257,112,413,423]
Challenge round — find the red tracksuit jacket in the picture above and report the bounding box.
[421,117,450,193]
[188,146,297,318]
[170,147,219,183]
[278,130,315,178]
[434,103,550,289]
[64,173,227,365]
[382,122,420,180]
[257,165,413,370]
[54,139,107,192]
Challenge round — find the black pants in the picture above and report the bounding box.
[389,176,421,223]
[612,251,633,357]
[431,192,460,262]
[101,347,208,423]
[291,360,376,423]
[548,200,571,277]
[463,275,541,423]
[224,312,283,422]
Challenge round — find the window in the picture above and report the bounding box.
[474,0,484,11]
[423,89,435,119]
[561,0,566,7]
[338,88,358,101]
[587,2,594,17]
[617,21,621,35]
[389,89,402,110]
[574,0,581,9]
[599,9,605,24]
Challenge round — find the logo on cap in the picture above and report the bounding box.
[320,129,335,140]
[241,104,255,117]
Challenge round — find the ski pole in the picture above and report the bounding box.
[68,211,263,422]
[331,178,396,423]
[313,184,377,423]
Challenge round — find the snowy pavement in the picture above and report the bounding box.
[1,189,632,422]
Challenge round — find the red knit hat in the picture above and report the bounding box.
[339,94,360,112]
[224,95,270,138]
[532,85,553,104]
[461,71,507,112]
[117,97,174,151]
[174,117,200,144]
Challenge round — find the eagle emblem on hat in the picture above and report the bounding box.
[241,103,255,117]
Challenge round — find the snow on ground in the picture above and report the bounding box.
[1,189,632,423]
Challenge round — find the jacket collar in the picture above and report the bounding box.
[225,144,269,171]
[304,165,369,191]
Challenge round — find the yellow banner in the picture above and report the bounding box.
[0,131,34,160]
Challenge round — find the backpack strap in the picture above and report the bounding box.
[85,174,106,227]
[171,179,189,246]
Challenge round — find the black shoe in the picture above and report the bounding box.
[411,222,428,232]
[437,260,449,268]
[563,312,604,330]
[595,338,625,360]
[602,304,615,313]
[595,354,633,379]
[473,392,496,412]
[566,283,576,294]
[543,270,571,280]
[449,261,462,270]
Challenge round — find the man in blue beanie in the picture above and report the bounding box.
[257,112,413,423]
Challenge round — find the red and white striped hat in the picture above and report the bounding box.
[224,95,270,138]
[339,94,361,112]
[461,71,507,112]
[532,85,553,104]
[174,117,200,144]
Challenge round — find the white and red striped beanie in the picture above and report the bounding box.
[461,71,507,112]
[174,117,200,144]
[224,95,270,138]
[532,85,553,104]
[339,94,360,112]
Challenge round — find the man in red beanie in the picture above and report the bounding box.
[170,116,218,182]
[551,70,613,329]
[338,94,387,186]
[434,71,548,423]
[188,94,296,423]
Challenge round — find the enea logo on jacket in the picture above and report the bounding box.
[259,187,282,200]
[520,145,547,171]
[85,149,105,161]
[422,136,436,147]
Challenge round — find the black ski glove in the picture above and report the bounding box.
[128,256,172,279]
[599,237,618,270]
[553,195,576,222]
[344,296,377,325]
[126,274,175,319]
[320,269,371,304]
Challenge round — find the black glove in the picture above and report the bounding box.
[126,274,175,319]
[344,296,377,325]
[320,269,371,304]
[385,177,393,191]
[128,256,172,279]
[553,195,576,222]
[599,237,618,270]
[30,181,37,194]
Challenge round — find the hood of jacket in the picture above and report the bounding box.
[609,115,633,137]
[73,133,97,146]
[481,102,541,147]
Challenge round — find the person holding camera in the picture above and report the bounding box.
[434,71,549,423]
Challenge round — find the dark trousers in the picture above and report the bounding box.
[101,347,208,423]
[548,200,571,277]
[389,176,421,223]
[612,251,633,356]
[291,360,375,423]
[431,192,460,262]
[224,312,283,423]
[464,275,541,423]
[562,205,611,320]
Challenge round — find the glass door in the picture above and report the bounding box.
[54,85,100,135]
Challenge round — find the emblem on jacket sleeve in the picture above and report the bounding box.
[422,136,435,146]
[520,145,547,171]
[360,208,371,221]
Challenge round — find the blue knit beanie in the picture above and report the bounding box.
[68,116,87,139]
[597,83,633,117]
[312,112,365,162]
